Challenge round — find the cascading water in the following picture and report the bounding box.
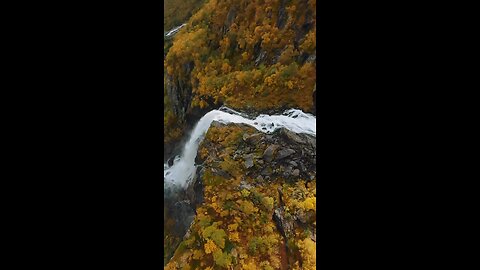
[164,106,316,190]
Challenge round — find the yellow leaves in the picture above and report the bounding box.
[220,210,229,217]
[242,260,257,270]
[286,81,294,90]
[164,261,178,270]
[263,224,274,234]
[300,30,316,54]
[302,197,316,211]
[237,200,258,215]
[234,216,242,224]
[297,238,316,270]
[213,250,232,268]
[220,37,231,55]
[228,223,238,232]
[204,239,218,254]
[202,224,227,249]
[221,62,231,74]
[241,189,251,197]
[199,99,208,109]
[263,74,277,87]
[167,66,174,75]
[262,196,274,211]
[210,202,221,213]
[229,231,240,242]
[193,249,204,260]
[242,51,249,61]
[269,254,281,269]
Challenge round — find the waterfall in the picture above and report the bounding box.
[164,107,316,189]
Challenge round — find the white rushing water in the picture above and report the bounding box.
[164,107,316,189]
[165,23,187,37]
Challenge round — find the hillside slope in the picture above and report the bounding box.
[165,122,316,269]
[164,0,316,146]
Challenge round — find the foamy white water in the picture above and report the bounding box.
[164,107,316,189]
[165,23,187,37]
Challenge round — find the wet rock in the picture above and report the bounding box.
[263,144,279,162]
[210,121,224,128]
[276,148,296,160]
[244,154,254,169]
[186,166,205,208]
[167,156,175,167]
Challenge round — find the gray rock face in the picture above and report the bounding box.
[165,62,194,122]
[244,154,254,169]
[276,148,296,160]
[255,51,267,66]
[243,133,263,145]
[273,207,294,239]
[263,144,279,162]
[277,0,288,29]
[239,180,252,190]
[212,168,231,179]
[280,128,306,144]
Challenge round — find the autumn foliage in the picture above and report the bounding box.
[165,0,316,114]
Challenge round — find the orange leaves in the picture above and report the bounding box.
[221,62,231,74]
[300,30,316,54]
[198,99,208,109]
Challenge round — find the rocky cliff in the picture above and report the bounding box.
[165,122,316,269]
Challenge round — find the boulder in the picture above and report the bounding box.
[276,148,296,160]
[243,133,263,145]
[262,144,279,162]
[244,154,254,169]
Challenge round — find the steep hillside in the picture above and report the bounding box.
[165,122,316,269]
[164,0,316,146]
[164,0,205,32]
